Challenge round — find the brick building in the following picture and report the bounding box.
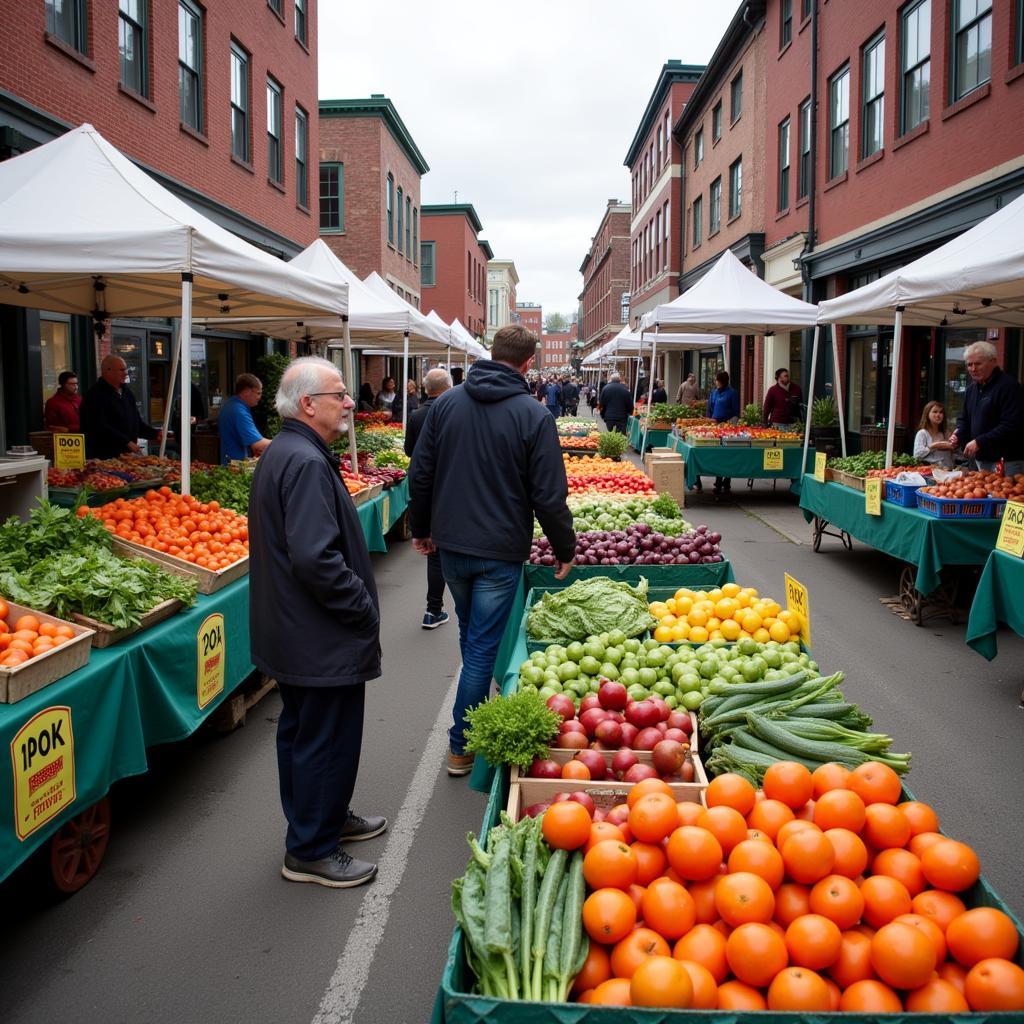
[624,60,704,397]
[486,259,519,343]
[515,302,543,340]
[0,0,320,444]
[578,199,631,362]
[420,204,492,342]
[539,323,579,371]
[677,1,768,407]
[761,0,1024,447]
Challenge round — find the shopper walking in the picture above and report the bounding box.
[408,325,575,776]
[677,372,700,405]
[598,371,633,434]
[561,377,580,416]
[651,379,668,404]
[543,376,563,417]
[249,356,386,888]
[405,368,452,630]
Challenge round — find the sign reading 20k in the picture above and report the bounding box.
[11,706,76,840]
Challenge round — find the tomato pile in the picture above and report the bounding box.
[0,599,77,669]
[560,436,600,450]
[534,762,1024,1011]
[79,486,248,570]
[920,471,1024,501]
[865,466,933,480]
[686,426,801,442]
[564,456,655,497]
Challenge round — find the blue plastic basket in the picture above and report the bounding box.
[884,479,928,507]
[916,490,1007,519]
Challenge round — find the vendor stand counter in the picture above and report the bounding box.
[357,477,409,553]
[800,477,1001,622]
[626,416,672,454]
[671,435,812,492]
[967,548,1024,663]
[0,576,253,886]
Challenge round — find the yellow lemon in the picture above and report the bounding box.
[740,587,759,601]
[715,598,739,621]
[650,602,668,618]
[768,620,791,643]
[753,627,771,644]
[778,609,801,632]
[709,630,724,641]
[674,588,696,601]
[688,625,709,643]
[675,596,693,616]
[670,622,690,641]
[762,616,778,630]
[706,616,722,631]
[740,611,763,633]
[653,625,674,643]
[721,582,741,598]
[708,589,724,602]
[720,618,742,641]
[687,608,709,628]
[735,592,753,609]
[762,600,782,619]
[661,614,678,627]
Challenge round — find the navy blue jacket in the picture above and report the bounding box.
[955,367,1024,462]
[599,381,634,423]
[707,386,740,423]
[248,419,380,687]
[544,382,563,408]
[80,379,158,459]
[407,360,576,564]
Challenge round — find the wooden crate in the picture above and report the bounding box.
[0,601,94,703]
[71,598,184,649]
[110,537,248,595]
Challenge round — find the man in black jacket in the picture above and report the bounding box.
[405,367,452,629]
[408,325,576,775]
[80,355,160,458]
[598,371,634,434]
[249,356,386,888]
[949,341,1024,475]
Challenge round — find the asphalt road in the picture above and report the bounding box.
[1,462,1022,1022]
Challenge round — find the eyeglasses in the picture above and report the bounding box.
[308,391,349,401]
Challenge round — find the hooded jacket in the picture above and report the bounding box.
[407,359,576,563]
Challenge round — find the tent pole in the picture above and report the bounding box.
[885,309,903,470]
[343,316,358,473]
[801,324,820,481]
[179,273,193,495]
[829,324,848,458]
[641,327,658,457]
[402,332,410,433]
[160,320,182,459]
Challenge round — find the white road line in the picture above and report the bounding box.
[310,670,461,1024]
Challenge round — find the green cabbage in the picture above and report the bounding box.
[526,577,655,643]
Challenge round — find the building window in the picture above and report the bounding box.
[802,0,813,18]
[728,158,743,219]
[119,0,147,95]
[730,70,743,122]
[230,43,249,163]
[694,128,704,168]
[657,124,663,169]
[952,0,992,101]
[413,210,418,266]
[778,117,791,210]
[489,289,499,325]
[710,177,722,233]
[319,163,343,231]
[781,0,793,46]
[692,196,703,247]
[178,0,203,131]
[421,242,435,287]
[295,106,308,206]
[664,112,671,162]
[900,0,931,132]
[46,0,86,54]
[294,0,306,45]
[655,209,662,270]
[663,200,669,269]
[712,101,722,142]
[828,65,850,178]
[796,98,811,199]
[268,0,282,14]
[862,34,885,158]
[266,78,283,184]
[405,196,412,260]
[386,174,394,244]
[396,187,404,254]
[1017,0,1024,65]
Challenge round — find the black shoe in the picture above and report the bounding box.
[339,812,388,842]
[281,847,377,888]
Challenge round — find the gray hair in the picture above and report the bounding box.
[276,356,342,418]
[424,367,452,396]
[964,341,998,363]
[609,372,621,382]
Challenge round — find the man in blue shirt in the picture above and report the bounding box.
[218,373,271,464]
[706,370,740,497]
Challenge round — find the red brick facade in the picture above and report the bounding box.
[579,201,631,359]
[540,325,578,370]
[515,304,543,340]
[420,205,489,340]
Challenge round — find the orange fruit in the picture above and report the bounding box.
[892,912,947,963]
[823,827,869,878]
[911,888,966,931]
[629,840,667,885]
[675,958,718,1008]
[626,777,673,808]
[847,761,902,805]
[673,923,729,983]
[705,773,756,816]
[571,942,612,994]
[629,793,681,843]
[863,803,912,850]
[964,957,1024,1011]
[696,805,748,856]
[716,979,767,1010]
[908,830,946,857]
[666,826,723,881]
[920,838,981,891]
[583,840,638,891]
[937,960,969,994]
[872,847,926,895]
[585,821,626,853]
[629,955,693,1008]
[727,838,785,889]
[870,920,937,990]
[641,878,696,940]
[582,887,636,943]
[775,819,819,850]
[898,799,940,835]
[809,874,865,930]
[905,977,970,1012]
[839,978,903,1012]
[828,929,877,989]
[813,788,866,832]
[542,801,592,850]
[13,614,40,633]
[766,966,831,1011]
[946,907,1020,966]
[773,882,812,927]
[780,828,835,884]
[714,871,776,926]
[589,976,632,1006]
[725,922,789,987]
[811,762,850,798]
[746,798,795,840]
[784,913,842,970]
[675,801,704,827]
[611,927,671,979]
[860,874,912,928]
[561,760,591,781]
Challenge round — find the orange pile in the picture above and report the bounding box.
[0,599,76,668]
[545,762,1024,1011]
[80,486,248,570]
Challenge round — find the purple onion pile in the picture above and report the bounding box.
[530,523,723,566]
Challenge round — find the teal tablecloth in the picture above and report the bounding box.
[966,549,1024,660]
[0,578,254,883]
[627,416,672,453]
[671,436,812,489]
[799,477,1000,597]
[356,478,410,553]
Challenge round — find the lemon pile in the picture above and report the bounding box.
[648,582,804,645]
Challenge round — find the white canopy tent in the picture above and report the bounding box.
[451,319,488,360]
[639,248,828,468]
[817,189,1024,466]
[0,124,346,492]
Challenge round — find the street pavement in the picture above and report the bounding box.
[1,437,1022,1022]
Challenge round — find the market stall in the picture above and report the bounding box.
[626,415,671,453]
[966,548,1024,662]
[671,434,812,491]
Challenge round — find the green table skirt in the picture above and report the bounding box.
[627,416,671,453]
[967,549,1024,660]
[672,437,812,489]
[0,578,253,884]
[799,477,1000,597]
[356,478,410,553]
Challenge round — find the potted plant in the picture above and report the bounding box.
[740,403,763,427]
[597,431,628,460]
[809,396,841,451]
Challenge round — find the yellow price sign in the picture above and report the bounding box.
[381,495,391,533]
[813,452,827,482]
[784,572,812,648]
[995,500,1024,557]
[11,706,76,840]
[763,447,784,471]
[53,433,86,471]
[864,477,883,516]
[197,613,226,710]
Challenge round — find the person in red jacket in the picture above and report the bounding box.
[44,370,82,432]
[762,368,803,426]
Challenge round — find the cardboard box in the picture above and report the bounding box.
[649,458,686,505]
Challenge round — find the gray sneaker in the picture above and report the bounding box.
[446,749,475,776]
[281,847,377,888]
[339,812,388,842]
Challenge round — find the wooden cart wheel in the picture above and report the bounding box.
[812,516,823,552]
[48,796,112,895]
[388,509,412,542]
[897,566,924,626]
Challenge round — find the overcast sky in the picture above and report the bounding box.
[318,1,740,319]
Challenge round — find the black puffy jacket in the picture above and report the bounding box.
[408,360,576,563]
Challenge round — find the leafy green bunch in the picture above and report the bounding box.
[0,501,112,571]
[596,431,627,459]
[464,691,561,769]
[188,465,253,514]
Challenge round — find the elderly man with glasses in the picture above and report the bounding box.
[248,356,386,889]
[80,354,161,458]
[948,341,1024,477]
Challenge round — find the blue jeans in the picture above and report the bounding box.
[439,551,523,754]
